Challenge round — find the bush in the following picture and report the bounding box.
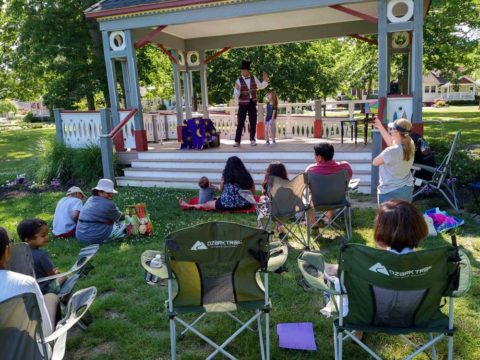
[427,137,480,185]
[0,99,17,116]
[447,99,479,106]
[35,140,114,187]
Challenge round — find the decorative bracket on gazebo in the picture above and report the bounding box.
[204,47,231,64]
[348,34,378,46]
[134,25,167,49]
[329,5,378,24]
[155,44,177,64]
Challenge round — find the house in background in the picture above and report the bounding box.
[423,71,478,104]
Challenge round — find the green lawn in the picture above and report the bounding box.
[0,109,479,359]
[423,106,480,146]
[0,126,55,184]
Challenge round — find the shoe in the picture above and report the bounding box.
[233,142,240,147]
[250,140,257,146]
[272,140,276,144]
[266,141,270,145]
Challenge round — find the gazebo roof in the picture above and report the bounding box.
[85,0,431,51]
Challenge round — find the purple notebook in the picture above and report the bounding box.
[276,322,317,351]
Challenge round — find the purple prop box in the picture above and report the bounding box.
[276,322,317,351]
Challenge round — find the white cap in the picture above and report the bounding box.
[92,179,118,194]
[66,186,85,197]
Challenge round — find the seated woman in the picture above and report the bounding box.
[0,227,57,338]
[179,156,255,211]
[76,179,126,245]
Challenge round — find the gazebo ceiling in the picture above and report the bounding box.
[87,0,431,51]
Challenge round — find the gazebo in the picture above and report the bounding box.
[78,0,430,195]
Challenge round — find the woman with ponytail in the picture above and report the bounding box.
[372,118,415,204]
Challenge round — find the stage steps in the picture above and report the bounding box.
[116,149,373,194]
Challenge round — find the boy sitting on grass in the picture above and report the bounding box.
[17,219,66,295]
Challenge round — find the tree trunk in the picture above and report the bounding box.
[367,76,373,96]
[86,93,95,110]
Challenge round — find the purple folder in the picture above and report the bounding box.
[276,322,317,351]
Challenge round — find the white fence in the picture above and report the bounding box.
[440,92,475,101]
[61,111,102,148]
[59,100,373,149]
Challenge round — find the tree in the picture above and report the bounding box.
[424,0,480,80]
[206,41,341,104]
[1,0,107,110]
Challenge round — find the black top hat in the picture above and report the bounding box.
[239,60,251,70]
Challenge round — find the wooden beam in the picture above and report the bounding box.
[329,5,377,24]
[134,25,167,49]
[349,34,377,46]
[204,47,231,64]
[155,44,177,64]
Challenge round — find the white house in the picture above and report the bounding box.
[423,71,478,104]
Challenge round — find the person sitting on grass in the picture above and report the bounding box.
[76,179,126,245]
[180,156,255,211]
[305,143,352,226]
[198,176,219,204]
[0,226,57,338]
[52,186,86,238]
[18,219,67,295]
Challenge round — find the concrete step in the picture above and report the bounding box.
[116,176,372,194]
[137,150,372,162]
[122,166,371,182]
[130,158,372,172]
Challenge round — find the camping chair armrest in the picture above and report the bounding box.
[348,178,360,192]
[44,287,97,344]
[37,244,99,283]
[412,163,438,174]
[267,241,288,273]
[452,250,472,297]
[297,251,340,294]
[141,250,168,279]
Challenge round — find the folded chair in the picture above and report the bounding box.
[413,131,461,211]
[0,286,97,360]
[267,173,311,249]
[238,190,288,273]
[307,170,352,241]
[7,243,99,302]
[142,221,271,360]
[298,240,471,360]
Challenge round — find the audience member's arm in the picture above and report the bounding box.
[220,178,225,192]
[72,210,80,222]
[373,118,393,147]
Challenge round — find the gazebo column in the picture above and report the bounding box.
[101,31,124,151]
[171,50,184,140]
[314,99,323,138]
[371,0,389,197]
[256,103,265,140]
[411,0,424,135]
[124,30,147,151]
[121,60,132,108]
[199,50,210,119]
[182,71,193,120]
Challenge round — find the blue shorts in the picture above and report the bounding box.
[378,185,413,204]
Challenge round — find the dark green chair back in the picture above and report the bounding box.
[165,222,269,311]
[340,244,458,332]
[308,170,349,209]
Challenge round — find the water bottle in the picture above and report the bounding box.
[145,254,162,285]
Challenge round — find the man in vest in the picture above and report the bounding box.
[233,60,269,147]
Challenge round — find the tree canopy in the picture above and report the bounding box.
[0,0,478,108]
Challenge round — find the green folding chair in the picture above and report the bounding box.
[142,221,271,360]
[298,241,471,360]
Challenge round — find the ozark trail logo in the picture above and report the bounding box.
[191,241,208,250]
[369,262,390,276]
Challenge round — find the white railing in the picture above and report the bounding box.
[58,99,373,149]
[61,111,102,148]
[32,109,50,118]
[441,92,475,101]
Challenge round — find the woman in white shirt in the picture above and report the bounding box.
[373,118,415,204]
[0,227,56,338]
